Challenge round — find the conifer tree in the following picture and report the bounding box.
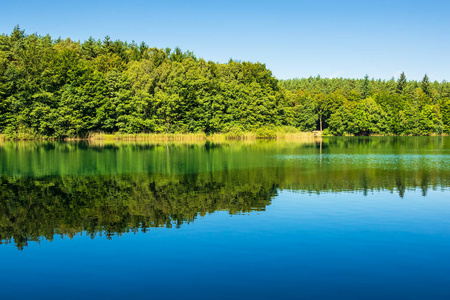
[362,74,370,98]
[422,74,430,96]
[396,72,407,94]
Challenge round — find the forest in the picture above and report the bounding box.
[0,26,449,139]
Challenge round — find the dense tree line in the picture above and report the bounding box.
[280,74,450,135]
[0,26,449,138]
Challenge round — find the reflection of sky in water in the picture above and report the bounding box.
[275,154,450,170]
[1,189,450,299]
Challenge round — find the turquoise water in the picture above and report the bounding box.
[0,137,449,299]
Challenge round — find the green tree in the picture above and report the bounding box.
[362,74,370,98]
[396,72,407,94]
[422,74,430,97]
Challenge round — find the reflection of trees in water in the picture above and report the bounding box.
[0,174,276,250]
[1,137,449,178]
[1,137,450,250]
[1,165,449,250]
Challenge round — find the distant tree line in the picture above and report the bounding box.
[0,26,449,138]
[281,74,450,135]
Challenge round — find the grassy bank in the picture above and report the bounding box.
[0,131,319,142]
[0,125,321,141]
[3,130,449,141]
[87,132,209,141]
[87,130,320,142]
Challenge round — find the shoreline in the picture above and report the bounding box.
[0,131,322,142]
[1,131,448,142]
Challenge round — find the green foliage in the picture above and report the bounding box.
[255,126,277,139]
[362,74,370,98]
[0,27,292,138]
[397,72,407,94]
[422,74,430,97]
[276,125,299,133]
[440,98,450,133]
[224,126,245,139]
[280,75,450,136]
[0,27,448,138]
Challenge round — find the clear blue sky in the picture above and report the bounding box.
[1,0,449,81]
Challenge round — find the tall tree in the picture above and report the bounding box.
[396,72,407,94]
[422,74,430,96]
[362,74,370,98]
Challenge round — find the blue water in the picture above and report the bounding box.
[1,138,450,299]
[1,190,449,299]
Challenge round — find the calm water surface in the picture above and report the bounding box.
[1,137,449,299]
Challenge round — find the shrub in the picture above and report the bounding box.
[255,127,277,139]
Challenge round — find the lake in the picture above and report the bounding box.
[1,137,449,299]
